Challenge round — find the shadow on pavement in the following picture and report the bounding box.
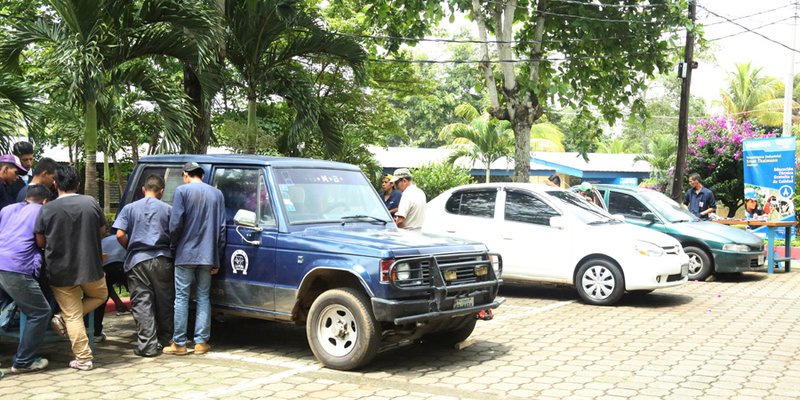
[711,272,769,283]
[498,282,694,308]
[363,340,512,374]
[499,282,578,301]
[616,292,694,308]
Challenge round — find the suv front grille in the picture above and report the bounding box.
[389,253,495,289]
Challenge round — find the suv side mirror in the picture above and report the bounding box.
[233,209,258,228]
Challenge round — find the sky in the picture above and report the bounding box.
[694,0,799,112]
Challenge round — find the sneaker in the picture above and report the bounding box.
[50,314,67,336]
[11,357,49,373]
[94,333,106,343]
[162,342,187,356]
[193,343,211,355]
[68,359,93,371]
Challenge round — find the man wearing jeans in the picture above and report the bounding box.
[164,162,225,356]
[34,165,107,371]
[0,185,53,375]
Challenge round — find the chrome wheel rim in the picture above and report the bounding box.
[581,265,616,301]
[316,304,357,357]
[687,253,703,276]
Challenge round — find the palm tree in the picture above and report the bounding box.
[596,138,642,154]
[0,73,36,152]
[0,0,219,198]
[439,104,515,183]
[636,133,677,182]
[224,0,367,155]
[530,122,565,152]
[720,62,798,127]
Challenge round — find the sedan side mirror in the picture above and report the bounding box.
[550,215,567,229]
[641,212,657,224]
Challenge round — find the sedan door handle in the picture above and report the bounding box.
[446,230,456,233]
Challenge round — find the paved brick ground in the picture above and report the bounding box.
[2,270,800,399]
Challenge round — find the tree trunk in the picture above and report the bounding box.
[103,150,111,213]
[111,151,124,197]
[471,0,500,113]
[130,127,139,164]
[183,64,210,154]
[84,100,98,199]
[246,97,258,153]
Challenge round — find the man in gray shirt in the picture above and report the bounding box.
[163,162,225,356]
[114,175,173,357]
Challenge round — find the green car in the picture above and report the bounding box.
[593,184,766,281]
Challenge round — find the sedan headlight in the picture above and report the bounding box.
[635,241,664,257]
[722,244,750,252]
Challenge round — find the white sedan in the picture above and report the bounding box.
[423,183,690,305]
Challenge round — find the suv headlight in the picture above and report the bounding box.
[635,241,664,257]
[395,262,411,280]
[722,244,750,252]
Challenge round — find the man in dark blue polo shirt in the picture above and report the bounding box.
[683,173,717,220]
[0,154,28,210]
[164,162,225,356]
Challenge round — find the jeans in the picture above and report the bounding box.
[173,265,212,346]
[128,257,174,354]
[0,270,52,368]
[51,276,108,362]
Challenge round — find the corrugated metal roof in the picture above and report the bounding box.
[531,152,651,173]
[368,145,554,171]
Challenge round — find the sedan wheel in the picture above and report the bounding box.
[683,246,713,281]
[575,259,625,306]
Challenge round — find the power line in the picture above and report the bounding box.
[699,5,800,53]
[331,30,687,46]
[705,16,796,43]
[548,0,667,8]
[701,3,796,27]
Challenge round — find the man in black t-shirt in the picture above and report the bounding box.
[34,165,107,371]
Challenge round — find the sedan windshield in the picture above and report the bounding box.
[640,190,698,223]
[545,190,615,224]
[274,168,391,225]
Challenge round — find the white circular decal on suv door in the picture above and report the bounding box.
[231,250,249,275]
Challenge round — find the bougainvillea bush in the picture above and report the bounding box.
[686,116,775,217]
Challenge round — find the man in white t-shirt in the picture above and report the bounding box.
[391,168,426,230]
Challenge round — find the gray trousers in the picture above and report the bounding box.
[126,257,174,354]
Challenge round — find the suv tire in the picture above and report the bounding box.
[307,287,380,370]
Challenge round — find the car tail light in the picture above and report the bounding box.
[380,258,394,283]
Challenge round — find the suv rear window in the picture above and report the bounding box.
[130,166,184,204]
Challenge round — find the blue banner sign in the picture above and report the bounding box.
[742,137,796,240]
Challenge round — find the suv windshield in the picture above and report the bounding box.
[274,168,390,225]
[545,190,614,224]
[640,190,698,223]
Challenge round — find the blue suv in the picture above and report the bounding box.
[103,155,503,370]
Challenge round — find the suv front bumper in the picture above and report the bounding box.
[372,295,506,325]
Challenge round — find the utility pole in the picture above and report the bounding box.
[782,2,798,137]
[671,0,696,201]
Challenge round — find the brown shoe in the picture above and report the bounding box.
[193,343,211,355]
[162,342,187,356]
